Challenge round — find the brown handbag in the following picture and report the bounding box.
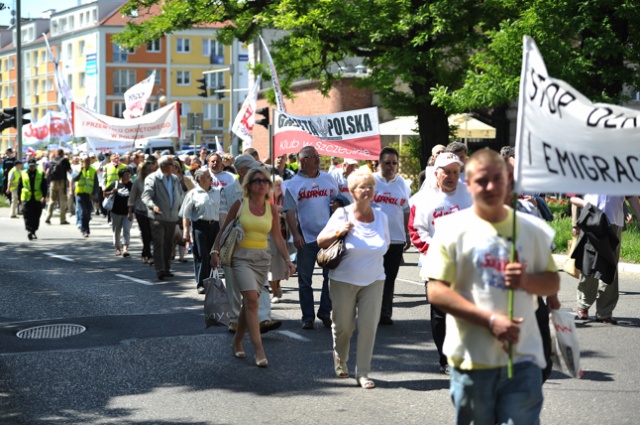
[316,208,348,269]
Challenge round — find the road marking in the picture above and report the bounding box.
[45,253,75,262]
[396,277,423,286]
[115,274,155,286]
[277,330,311,342]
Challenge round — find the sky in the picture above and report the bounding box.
[0,0,83,27]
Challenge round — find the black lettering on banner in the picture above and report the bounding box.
[592,156,613,182]
[621,117,638,129]
[529,68,543,101]
[570,153,585,179]
[603,112,625,129]
[355,115,364,132]
[527,68,576,117]
[555,148,577,178]
[543,142,558,174]
[614,156,634,183]
[346,115,356,134]
[626,156,640,182]
[586,107,613,127]
[579,155,599,181]
[332,118,343,136]
[327,119,335,136]
[363,114,372,132]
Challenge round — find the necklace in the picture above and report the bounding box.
[249,199,266,215]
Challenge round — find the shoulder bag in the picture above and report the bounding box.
[217,199,245,266]
[317,208,348,269]
[102,182,117,211]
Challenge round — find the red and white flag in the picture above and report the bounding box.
[123,71,156,119]
[231,76,261,147]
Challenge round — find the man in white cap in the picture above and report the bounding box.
[410,152,472,374]
[217,154,282,334]
[329,158,359,204]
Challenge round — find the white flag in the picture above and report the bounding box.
[123,71,156,119]
[43,34,74,117]
[259,36,286,112]
[231,76,262,147]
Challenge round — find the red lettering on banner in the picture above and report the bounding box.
[240,105,254,131]
[431,205,461,225]
[480,254,510,272]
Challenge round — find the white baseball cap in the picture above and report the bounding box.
[344,158,359,165]
[434,152,463,169]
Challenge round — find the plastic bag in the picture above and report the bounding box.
[550,310,582,378]
[203,271,230,328]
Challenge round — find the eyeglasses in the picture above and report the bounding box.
[382,161,398,166]
[251,178,271,185]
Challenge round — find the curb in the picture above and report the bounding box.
[553,254,640,275]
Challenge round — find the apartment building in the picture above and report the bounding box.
[0,1,248,152]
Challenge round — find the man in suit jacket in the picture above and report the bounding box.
[142,155,185,280]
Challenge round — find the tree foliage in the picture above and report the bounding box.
[115,0,640,167]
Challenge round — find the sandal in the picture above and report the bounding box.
[334,353,349,378]
[115,248,122,256]
[356,376,375,389]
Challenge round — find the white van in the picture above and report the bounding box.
[134,139,176,155]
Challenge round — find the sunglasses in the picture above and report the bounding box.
[251,178,271,185]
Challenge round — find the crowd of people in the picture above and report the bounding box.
[3,139,637,424]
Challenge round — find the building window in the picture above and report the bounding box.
[69,16,75,30]
[67,75,73,91]
[113,69,137,95]
[79,40,85,56]
[33,80,39,95]
[79,72,85,88]
[180,102,190,117]
[9,58,15,70]
[24,81,30,97]
[113,43,130,63]
[211,104,224,129]
[24,52,30,68]
[176,70,191,86]
[80,13,84,26]
[113,101,126,118]
[47,78,54,91]
[176,38,191,53]
[203,39,224,64]
[66,44,73,60]
[146,69,161,85]
[207,73,225,94]
[147,39,161,53]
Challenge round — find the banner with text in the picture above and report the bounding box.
[273,108,381,160]
[514,37,640,196]
[23,111,73,147]
[123,70,155,119]
[72,102,180,142]
[231,76,261,147]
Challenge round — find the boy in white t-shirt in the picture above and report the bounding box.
[424,149,559,425]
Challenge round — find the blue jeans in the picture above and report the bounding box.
[296,241,331,322]
[75,194,92,234]
[450,362,543,425]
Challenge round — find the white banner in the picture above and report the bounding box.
[514,37,640,196]
[72,102,181,142]
[43,34,74,116]
[23,111,73,147]
[259,36,286,112]
[273,107,381,160]
[231,76,261,146]
[123,71,156,119]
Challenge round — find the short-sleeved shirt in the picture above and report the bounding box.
[424,207,557,370]
[372,173,410,243]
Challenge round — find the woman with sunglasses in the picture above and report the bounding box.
[210,167,296,367]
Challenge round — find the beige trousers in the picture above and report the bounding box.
[330,278,384,378]
[45,180,68,222]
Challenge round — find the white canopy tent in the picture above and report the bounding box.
[379,114,496,144]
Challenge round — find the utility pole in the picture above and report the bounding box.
[15,1,23,156]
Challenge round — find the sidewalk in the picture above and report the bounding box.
[553,253,640,274]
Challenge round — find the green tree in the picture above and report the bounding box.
[433,0,640,111]
[115,0,517,167]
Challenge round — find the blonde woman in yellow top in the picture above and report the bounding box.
[211,167,296,367]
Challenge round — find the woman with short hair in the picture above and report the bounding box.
[317,166,390,389]
[104,168,133,257]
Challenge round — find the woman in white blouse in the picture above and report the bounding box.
[317,166,390,389]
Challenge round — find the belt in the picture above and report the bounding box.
[194,219,218,224]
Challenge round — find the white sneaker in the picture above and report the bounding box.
[271,296,280,304]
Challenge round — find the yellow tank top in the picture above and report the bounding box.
[238,198,272,249]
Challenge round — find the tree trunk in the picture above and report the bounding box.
[416,104,449,170]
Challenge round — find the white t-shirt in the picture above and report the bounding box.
[413,184,472,263]
[424,207,557,370]
[372,173,410,243]
[210,170,236,191]
[283,171,339,242]
[320,205,390,285]
[583,194,625,227]
[329,168,353,203]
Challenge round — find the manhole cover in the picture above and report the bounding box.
[16,324,86,339]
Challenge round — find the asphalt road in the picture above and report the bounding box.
[0,206,639,424]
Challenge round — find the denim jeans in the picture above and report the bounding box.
[75,194,92,234]
[450,362,543,425]
[296,241,331,322]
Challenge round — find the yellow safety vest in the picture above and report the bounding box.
[20,169,44,201]
[104,163,126,189]
[75,167,97,195]
[8,167,21,191]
